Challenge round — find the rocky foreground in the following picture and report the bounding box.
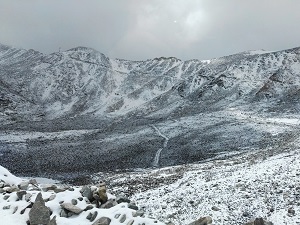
[0,166,166,225]
[0,156,282,225]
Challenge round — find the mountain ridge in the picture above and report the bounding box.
[1,43,300,178]
[1,43,300,122]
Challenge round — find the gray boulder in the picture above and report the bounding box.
[5,185,20,193]
[188,216,212,225]
[92,217,111,225]
[25,193,32,202]
[60,209,69,218]
[80,186,94,202]
[127,219,134,225]
[128,203,138,210]
[244,218,273,225]
[87,211,98,222]
[60,202,83,214]
[29,193,50,225]
[119,214,126,223]
[16,190,27,200]
[100,199,117,209]
[49,216,57,225]
[116,195,131,204]
[91,211,98,222]
[41,184,57,192]
[18,181,29,190]
[3,205,11,210]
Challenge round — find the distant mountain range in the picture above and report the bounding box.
[1,43,300,177]
[1,43,300,122]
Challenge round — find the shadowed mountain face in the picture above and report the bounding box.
[1,43,300,179]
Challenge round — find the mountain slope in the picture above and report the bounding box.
[1,44,300,178]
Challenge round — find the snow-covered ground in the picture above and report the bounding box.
[102,146,300,225]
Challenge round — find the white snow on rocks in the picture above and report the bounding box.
[128,149,300,225]
[0,166,165,225]
[0,165,22,186]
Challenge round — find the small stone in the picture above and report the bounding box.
[90,211,98,222]
[253,218,265,225]
[128,203,138,210]
[188,216,212,225]
[116,195,131,204]
[18,181,29,190]
[86,212,93,220]
[242,212,250,217]
[67,211,74,217]
[81,186,94,202]
[288,207,295,215]
[119,214,126,223]
[54,188,65,193]
[0,188,4,193]
[84,205,94,211]
[49,216,57,225]
[166,222,175,225]
[29,179,38,185]
[16,190,27,200]
[211,206,220,211]
[244,218,274,225]
[3,195,10,200]
[49,194,56,201]
[3,205,11,210]
[60,203,83,214]
[41,184,57,192]
[100,199,117,209]
[68,187,75,191]
[60,209,69,218]
[92,217,111,225]
[5,185,20,193]
[127,219,134,225]
[71,199,78,205]
[78,197,83,201]
[114,214,121,219]
[135,210,144,217]
[25,193,32,202]
[13,206,18,214]
[20,203,33,215]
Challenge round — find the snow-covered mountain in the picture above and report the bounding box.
[1,43,300,121]
[1,43,300,179]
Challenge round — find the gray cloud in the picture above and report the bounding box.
[1,0,300,60]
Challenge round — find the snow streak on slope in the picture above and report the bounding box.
[150,125,169,167]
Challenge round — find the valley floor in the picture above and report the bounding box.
[1,137,300,224]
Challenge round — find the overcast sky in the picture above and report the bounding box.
[1,0,300,60]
